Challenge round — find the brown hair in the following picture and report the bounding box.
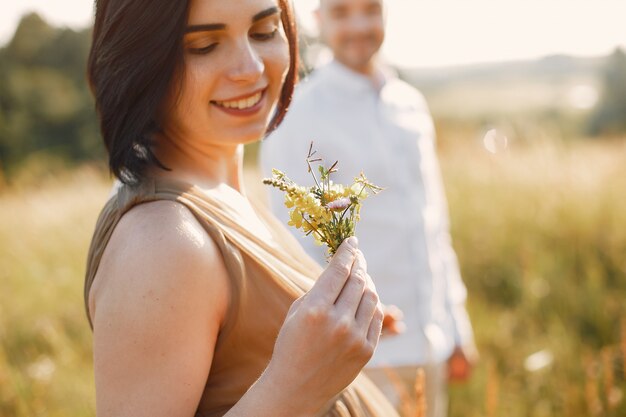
[88,0,299,184]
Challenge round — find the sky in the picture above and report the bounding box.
[1,0,625,68]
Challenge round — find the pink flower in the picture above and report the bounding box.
[326,197,351,212]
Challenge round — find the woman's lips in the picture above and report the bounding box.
[211,89,266,117]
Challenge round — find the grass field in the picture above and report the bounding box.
[1,136,625,416]
[440,134,626,417]
[0,167,108,416]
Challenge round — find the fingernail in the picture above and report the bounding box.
[346,236,358,248]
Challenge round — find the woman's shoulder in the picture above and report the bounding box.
[89,199,230,325]
[88,200,229,412]
[115,199,216,266]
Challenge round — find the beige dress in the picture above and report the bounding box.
[84,178,399,417]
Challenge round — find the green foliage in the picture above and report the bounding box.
[442,135,626,417]
[2,136,625,416]
[1,11,624,417]
[0,167,108,416]
[0,13,101,181]
[588,48,626,136]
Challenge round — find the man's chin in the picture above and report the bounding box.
[340,56,377,73]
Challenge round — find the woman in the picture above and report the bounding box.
[84,0,399,415]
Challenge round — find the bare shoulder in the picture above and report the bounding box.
[89,200,230,416]
[89,199,230,328]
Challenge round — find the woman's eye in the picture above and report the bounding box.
[251,29,278,41]
[189,43,218,55]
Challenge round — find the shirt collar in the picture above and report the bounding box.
[320,60,392,95]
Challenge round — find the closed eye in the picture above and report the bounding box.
[251,28,278,41]
[189,43,218,55]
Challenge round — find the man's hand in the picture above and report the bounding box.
[448,346,477,382]
[381,304,405,337]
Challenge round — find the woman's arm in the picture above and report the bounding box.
[227,237,383,417]
[90,200,229,417]
[91,201,382,417]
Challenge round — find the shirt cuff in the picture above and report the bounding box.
[450,304,476,351]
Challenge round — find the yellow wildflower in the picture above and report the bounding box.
[263,143,383,258]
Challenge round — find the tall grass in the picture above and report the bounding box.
[441,135,626,417]
[0,137,624,416]
[0,167,110,417]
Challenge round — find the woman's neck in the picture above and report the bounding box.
[150,133,246,194]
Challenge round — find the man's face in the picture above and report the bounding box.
[317,0,385,73]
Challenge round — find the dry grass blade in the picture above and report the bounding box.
[414,368,427,417]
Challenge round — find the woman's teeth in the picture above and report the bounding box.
[215,92,262,109]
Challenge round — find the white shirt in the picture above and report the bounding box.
[260,61,474,367]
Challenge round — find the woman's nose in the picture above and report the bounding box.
[227,40,264,83]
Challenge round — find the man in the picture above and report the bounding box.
[260,0,477,416]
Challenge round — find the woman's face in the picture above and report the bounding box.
[161,0,290,147]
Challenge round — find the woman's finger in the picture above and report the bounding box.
[354,284,379,332]
[335,250,368,316]
[366,303,384,347]
[306,237,358,305]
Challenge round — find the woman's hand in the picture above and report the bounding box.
[261,237,383,415]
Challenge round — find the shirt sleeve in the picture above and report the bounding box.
[439,226,475,349]
[417,96,476,351]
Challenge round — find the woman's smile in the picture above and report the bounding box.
[156,0,290,148]
[211,87,267,116]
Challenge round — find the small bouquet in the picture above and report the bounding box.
[263,144,382,258]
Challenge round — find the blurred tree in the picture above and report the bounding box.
[4,13,56,66]
[0,13,101,181]
[588,48,626,136]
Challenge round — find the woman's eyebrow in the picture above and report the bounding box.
[185,23,225,34]
[252,6,280,23]
[185,7,280,34]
